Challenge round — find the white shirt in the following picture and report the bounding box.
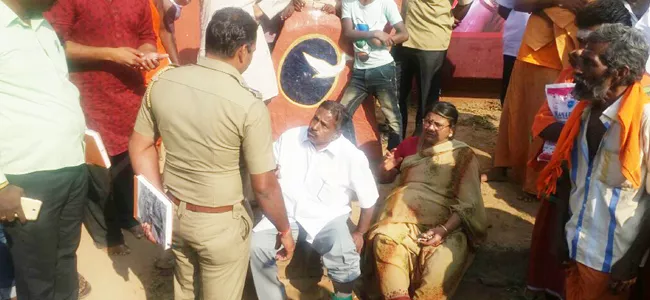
[496,0,530,57]
[341,0,402,69]
[0,2,86,184]
[625,2,650,72]
[253,126,379,242]
[565,99,650,273]
[199,0,280,101]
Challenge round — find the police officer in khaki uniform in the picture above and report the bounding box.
[128,7,295,300]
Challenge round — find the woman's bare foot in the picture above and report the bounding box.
[107,244,131,256]
[481,167,508,182]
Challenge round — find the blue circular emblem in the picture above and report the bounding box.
[567,99,576,109]
[278,35,341,107]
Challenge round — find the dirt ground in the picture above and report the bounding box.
[76,88,541,300]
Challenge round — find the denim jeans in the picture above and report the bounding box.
[340,62,403,150]
[0,225,15,300]
[249,215,360,300]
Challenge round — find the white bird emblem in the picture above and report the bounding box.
[303,52,351,79]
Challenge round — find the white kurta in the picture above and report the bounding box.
[199,0,282,101]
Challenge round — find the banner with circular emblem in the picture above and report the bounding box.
[268,8,382,161]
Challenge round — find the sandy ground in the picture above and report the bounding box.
[77,92,542,300]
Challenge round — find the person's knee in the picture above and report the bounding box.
[249,235,277,266]
[327,258,361,284]
[323,245,361,283]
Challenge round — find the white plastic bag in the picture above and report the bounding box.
[538,83,577,162]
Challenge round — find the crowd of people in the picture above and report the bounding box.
[1,0,650,299]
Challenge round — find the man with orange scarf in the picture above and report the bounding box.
[484,0,584,199]
[525,1,634,298]
[538,24,650,300]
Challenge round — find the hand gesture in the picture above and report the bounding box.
[274,231,295,261]
[0,185,26,223]
[292,0,305,11]
[141,222,157,244]
[418,226,446,247]
[372,31,394,47]
[110,47,144,68]
[381,149,403,172]
[280,4,295,20]
[452,18,461,29]
[321,4,336,14]
[368,38,383,48]
[608,278,637,295]
[609,252,641,294]
[351,231,364,253]
[138,52,169,71]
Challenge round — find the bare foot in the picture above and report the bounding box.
[107,244,131,256]
[481,167,508,182]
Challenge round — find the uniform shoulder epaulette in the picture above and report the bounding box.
[242,84,263,101]
[145,64,178,109]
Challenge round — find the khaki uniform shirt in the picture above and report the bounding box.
[134,57,276,207]
[401,0,473,51]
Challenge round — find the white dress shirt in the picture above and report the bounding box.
[0,2,86,185]
[565,99,650,273]
[253,126,379,242]
[199,0,281,101]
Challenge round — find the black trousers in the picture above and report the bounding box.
[4,165,88,300]
[501,55,517,106]
[83,151,138,247]
[394,46,446,137]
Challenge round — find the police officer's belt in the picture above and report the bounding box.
[166,191,238,213]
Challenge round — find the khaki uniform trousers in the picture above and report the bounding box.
[171,200,252,300]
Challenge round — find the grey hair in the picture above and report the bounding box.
[586,23,649,85]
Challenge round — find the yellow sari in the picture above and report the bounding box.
[363,139,487,300]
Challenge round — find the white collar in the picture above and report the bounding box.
[300,128,343,156]
[599,96,624,124]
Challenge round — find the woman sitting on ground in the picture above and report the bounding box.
[362,102,487,299]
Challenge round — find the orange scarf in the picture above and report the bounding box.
[537,80,650,196]
[528,68,575,172]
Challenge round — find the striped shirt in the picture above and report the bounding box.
[566,98,650,273]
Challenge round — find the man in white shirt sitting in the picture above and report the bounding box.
[250,101,379,300]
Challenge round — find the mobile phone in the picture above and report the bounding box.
[21,197,43,221]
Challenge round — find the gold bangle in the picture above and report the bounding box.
[0,181,8,190]
[438,224,449,234]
